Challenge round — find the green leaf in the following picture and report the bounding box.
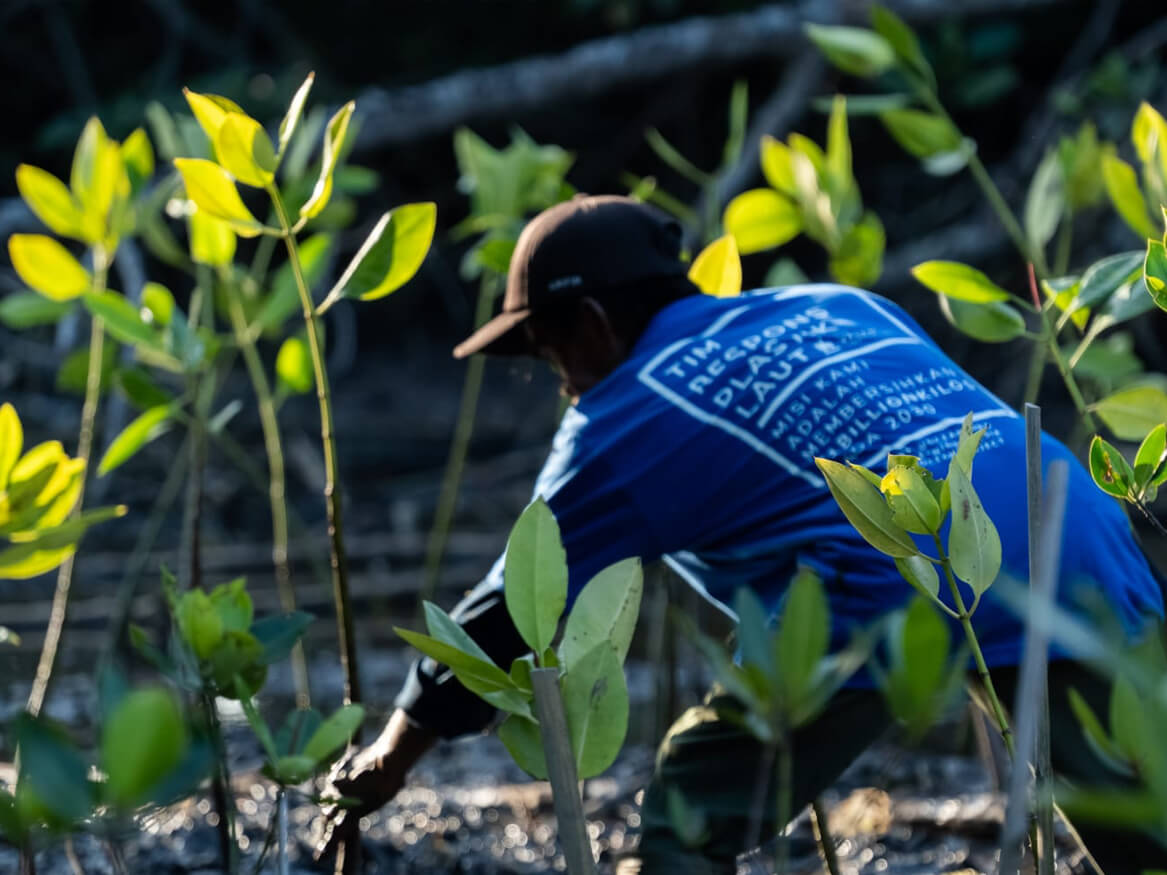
[1133,424,1167,492]
[276,336,314,394]
[215,113,277,187]
[688,235,742,298]
[175,589,224,659]
[15,164,85,239]
[8,234,91,301]
[207,629,267,698]
[869,5,932,85]
[1147,239,1167,310]
[562,643,629,777]
[120,128,155,196]
[504,498,568,655]
[1067,687,1131,775]
[775,568,830,722]
[1093,384,1167,441]
[300,101,354,222]
[879,109,962,159]
[1090,435,1135,500]
[82,290,165,352]
[302,704,365,765]
[98,404,174,475]
[894,554,940,600]
[910,260,1011,303]
[1109,675,1150,766]
[278,72,315,157]
[328,203,437,303]
[645,128,711,187]
[210,578,253,632]
[1076,251,1144,310]
[558,557,642,671]
[764,257,808,288]
[945,462,1001,598]
[825,94,852,191]
[811,93,914,116]
[733,587,774,678]
[276,709,323,756]
[804,24,895,77]
[1101,152,1156,240]
[876,596,959,741]
[951,413,985,477]
[722,189,801,255]
[189,210,237,267]
[140,281,175,328]
[173,158,264,237]
[881,465,942,534]
[0,292,72,330]
[251,611,313,665]
[273,754,317,785]
[829,211,884,287]
[814,458,918,558]
[937,296,1026,343]
[101,687,188,808]
[13,714,94,825]
[1024,149,1065,252]
[759,135,796,196]
[395,626,531,717]
[497,713,547,779]
[1042,276,1087,330]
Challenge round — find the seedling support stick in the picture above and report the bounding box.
[531,668,596,875]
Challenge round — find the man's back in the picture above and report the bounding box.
[541,284,1163,667]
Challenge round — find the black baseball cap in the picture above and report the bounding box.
[453,195,687,358]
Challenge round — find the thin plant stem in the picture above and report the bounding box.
[811,799,841,875]
[179,273,216,592]
[27,246,109,716]
[267,184,361,708]
[1041,309,1097,432]
[1053,213,1073,277]
[775,741,793,875]
[205,693,238,874]
[278,788,290,875]
[746,741,778,851]
[419,274,496,615]
[224,275,311,708]
[931,533,1014,756]
[20,846,35,875]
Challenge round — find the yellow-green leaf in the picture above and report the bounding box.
[894,554,940,600]
[300,101,354,222]
[7,234,92,301]
[98,405,174,475]
[829,212,884,287]
[937,296,1027,343]
[688,235,742,298]
[70,117,125,242]
[723,189,801,255]
[804,24,895,78]
[120,128,155,195]
[1146,239,1167,311]
[82,291,165,353]
[141,282,175,327]
[911,260,1011,303]
[0,403,23,492]
[101,687,188,808]
[879,109,962,159]
[760,135,796,196]
[1132,102,1167,182]
[814,457,918,558]
[215,113,276,187]
[173,158,264,237]
[1101,152,1156,240]
[278,72,315,157]
[15,165,85,239]
[504,498,568,654]
[1090,435,1135,500]
[881,465,941,534]
[1093,384,1167,441]
[189,210,237,267]
[275,336,313,394]
[328,203,437,303]
[182,89,246,155]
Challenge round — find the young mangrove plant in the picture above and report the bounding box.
[397,498,643,875]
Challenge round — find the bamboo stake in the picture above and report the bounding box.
[531,668,596,875]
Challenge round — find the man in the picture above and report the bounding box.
[319,195,1166,872]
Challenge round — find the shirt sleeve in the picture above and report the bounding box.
[396,408,663,738]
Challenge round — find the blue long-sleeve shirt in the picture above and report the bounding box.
[399,285,1165,737]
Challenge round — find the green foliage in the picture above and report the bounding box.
[396,498,643,781]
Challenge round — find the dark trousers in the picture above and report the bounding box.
[635,662,1167,874]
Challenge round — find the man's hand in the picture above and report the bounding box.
[314,708,437,864]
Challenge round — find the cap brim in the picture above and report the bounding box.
[452,307,534,359]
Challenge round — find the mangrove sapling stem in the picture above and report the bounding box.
[775,741,793,875]
[419,274,496,616]
[27,246,110,716]
[746,741,778,851]
[811,799,841,875]
[224,279,310,708]
[267,184,361,709]
[530,668,596,875]
[931,533,1015,756]
[204,693,238,874]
